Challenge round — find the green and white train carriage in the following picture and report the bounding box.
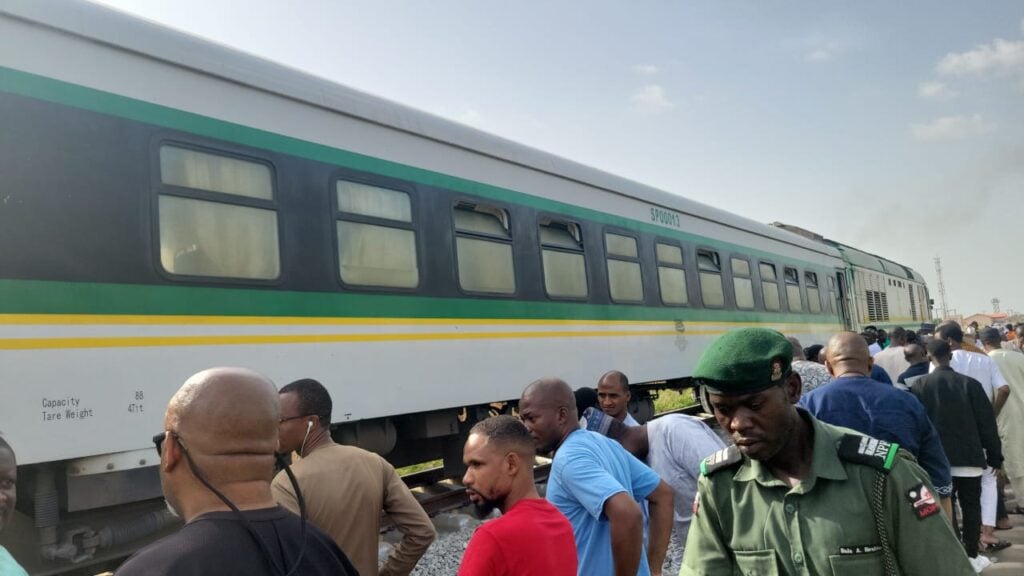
[0,0,926,570]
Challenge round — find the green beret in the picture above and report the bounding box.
[693,328,793,395]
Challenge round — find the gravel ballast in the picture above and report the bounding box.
[383,508,686,575]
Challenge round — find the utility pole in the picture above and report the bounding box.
[934,256,949,319]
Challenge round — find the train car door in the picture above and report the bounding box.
[835,271,852,330]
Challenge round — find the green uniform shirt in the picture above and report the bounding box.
[681,413,972,576]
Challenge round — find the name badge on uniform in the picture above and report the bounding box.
[838,545,882,555]
[906,483,939,520]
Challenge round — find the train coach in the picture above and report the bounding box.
[0,0,930,571]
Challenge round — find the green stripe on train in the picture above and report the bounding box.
[0,66,835,272]
[0,279,840,324]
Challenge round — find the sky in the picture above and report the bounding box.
[92,1,1024,318]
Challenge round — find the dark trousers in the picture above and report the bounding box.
[952,475,982,558]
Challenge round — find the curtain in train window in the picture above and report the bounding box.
[160,146,273,200]
[656,243,687,305]
[805,271,822,313]
[731,257,754,310]
[158,145,279,279]
[784,267,802,312]
[336,181,418,288]
[454,203,515,294]
[159,196,279,279]
[605,233,643,303]
[540,219,587,298]
[760,263,781,311]
[698,249,724,307]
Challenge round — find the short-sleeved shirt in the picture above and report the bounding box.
[623,412,640,427]
[799,376,952,494]
[115,507,357,576]
[0,546,28,576]
[646,415,725,542]
[547,428,662,576]
[646,414,725,574]
[458,498,576,576]
[682,413,974,575]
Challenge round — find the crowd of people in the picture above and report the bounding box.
[1,318,1022,575]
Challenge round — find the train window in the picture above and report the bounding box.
[805,271,822,313]
[454,203,515,294]
[784,267,802,312]
[605,233,643,302]
[158,145,279,279]
[336,181,419,288]
[656,242,687,305]
[697,249,724,308]
[159,196,279,279]
[731,257,754,310]
[160,146,273,200]
[337,181,412,222]
[606,233,639,259]
[540,219,587,298]
[759,262,781,311]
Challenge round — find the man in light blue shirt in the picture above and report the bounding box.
[520,378,674,576]
[584,408,725,575]
[0,435,29,576]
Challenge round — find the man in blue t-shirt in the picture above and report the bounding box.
[520,378,674,576]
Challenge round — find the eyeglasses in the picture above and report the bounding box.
[152,431,183,457]
[279,414,314,424]
[153,431,167,456]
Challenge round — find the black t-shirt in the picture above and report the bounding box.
[116,506,358,575]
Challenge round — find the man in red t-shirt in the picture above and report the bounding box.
[458,415,577,576]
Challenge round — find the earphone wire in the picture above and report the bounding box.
[299,421,313,458]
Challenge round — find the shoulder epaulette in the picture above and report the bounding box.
[700,445,742,476]
[837,434,900,473]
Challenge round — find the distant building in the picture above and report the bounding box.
[963,313,1009,328]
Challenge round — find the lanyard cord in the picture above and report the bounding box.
[179,446,308,576]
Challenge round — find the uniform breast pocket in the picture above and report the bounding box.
[733,549,779,576]
[827,550,885,576]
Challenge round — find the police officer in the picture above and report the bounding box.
[681,328,974,575]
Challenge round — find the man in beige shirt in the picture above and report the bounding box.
[272,379,436,576]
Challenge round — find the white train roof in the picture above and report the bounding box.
[4,0,840,259]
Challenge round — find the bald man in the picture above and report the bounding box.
[519,378,674,576]
[116,368,356,576]
[799,334,953,509]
